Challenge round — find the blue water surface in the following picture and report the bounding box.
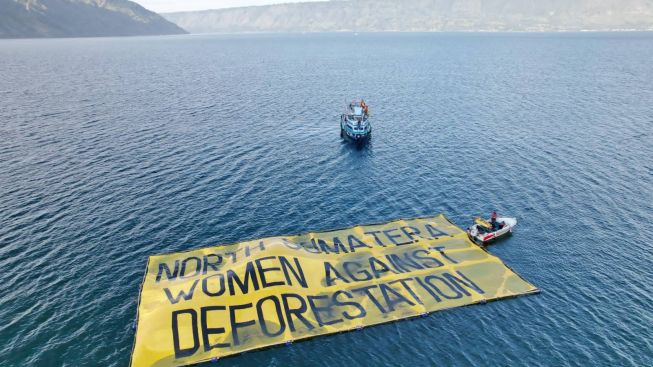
[0,32,652,366]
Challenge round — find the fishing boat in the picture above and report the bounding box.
[467,216,517,245]
[340,99,371,143]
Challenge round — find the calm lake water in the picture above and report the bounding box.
[1,33,652,366]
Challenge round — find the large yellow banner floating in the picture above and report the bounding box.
[131,215,538,367]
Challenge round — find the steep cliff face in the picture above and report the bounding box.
[164,0,653,33]
[0,0,187,38]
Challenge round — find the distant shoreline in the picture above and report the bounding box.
[3,29,653,41]
[163,0,653,36]
[181,29,653,34]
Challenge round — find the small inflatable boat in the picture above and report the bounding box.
[340,99,371,143]
[467,217,517,245]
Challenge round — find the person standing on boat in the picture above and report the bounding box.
[490,211,498,230]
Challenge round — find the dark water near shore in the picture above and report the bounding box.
[1,33,652,366]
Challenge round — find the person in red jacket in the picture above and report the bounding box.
[490,211,498,230]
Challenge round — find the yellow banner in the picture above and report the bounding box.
[131,215,538,367]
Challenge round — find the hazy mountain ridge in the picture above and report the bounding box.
[0,0,187,38]
[165,0,653,33]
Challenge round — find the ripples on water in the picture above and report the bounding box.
[0,33,652,366]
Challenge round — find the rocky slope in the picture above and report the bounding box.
[0,0,187,38]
